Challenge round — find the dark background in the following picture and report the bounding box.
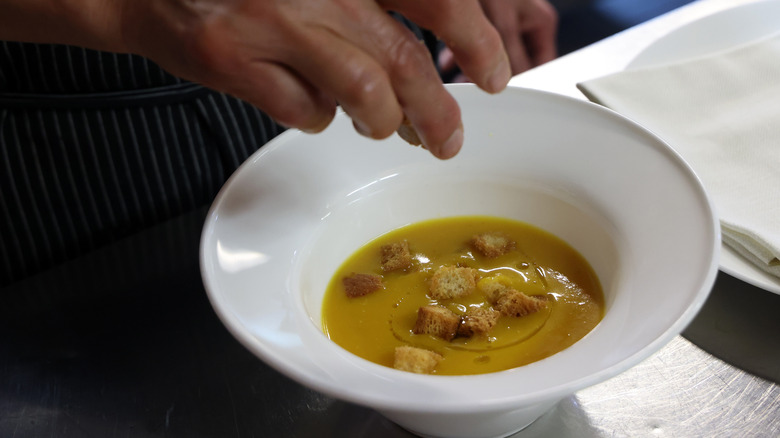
[554,0,696,54]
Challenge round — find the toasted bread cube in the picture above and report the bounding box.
[478,280,511,303]
[494,290,546,317]
[430,266,479,300]
[457,306,501,337]
[342,273,383,298]
[479,280,546,317]
[413,305,461,341]
[471,232,515,258]
[393,346,442,374]
[381,240,413,272]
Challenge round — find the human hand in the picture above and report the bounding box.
[439,0,558,81]
[117,0,512,159]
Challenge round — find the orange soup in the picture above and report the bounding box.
[321,216,604,375]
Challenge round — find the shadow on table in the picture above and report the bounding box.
[682,271,780,383]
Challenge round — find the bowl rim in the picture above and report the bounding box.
[200,84,721,414]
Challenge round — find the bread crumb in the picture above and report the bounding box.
[381,240,413,272]
[457,306,500,337]
[430,266,479,300]
[471,232,515,258]
[413,305,461,341]
[393,345,442,374]
[343,273,383,298]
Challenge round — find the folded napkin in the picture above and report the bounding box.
[578,34,780,279]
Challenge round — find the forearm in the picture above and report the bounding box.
[0,0,124,51]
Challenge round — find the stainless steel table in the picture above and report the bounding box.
[2,1,779,437]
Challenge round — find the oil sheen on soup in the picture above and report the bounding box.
[321,216,604,375]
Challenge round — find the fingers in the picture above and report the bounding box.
[479,0,558,74]
[125,0,502,159]
[481,2,533,73]
[221,62,338,133]
[284,26,404,140]
[132,11,338,133]
[366,18,464,158]
[505,37,532,74]
[382,0,511,94]
[519,0,559,67]
[435,0,558,80]
[286,2,465,159]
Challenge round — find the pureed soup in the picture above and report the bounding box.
[321,216,604,375]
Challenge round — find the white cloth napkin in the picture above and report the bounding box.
[578,34,780,279]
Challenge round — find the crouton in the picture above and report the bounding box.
[457,306,501,337]
[393,345,442,374]
[342,273,383,298]
[430,266,479,300]
[471,232,515,258]
[494,290,546,317]
[478,280,510,303]
[479,280,546,317]
[397,116,422,146]
[381,240,413,272]
[413,305,461,341]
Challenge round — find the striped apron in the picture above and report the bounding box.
[0,42,285,286]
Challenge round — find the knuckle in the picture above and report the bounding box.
[386,37,435,84]
[340,60,388,107]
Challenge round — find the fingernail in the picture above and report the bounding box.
[437,123,464,159]
[352,118,372,138]
[296,111,334,134]
[487,56,511,93]
[301,120,329,134]
[304,120,331,134]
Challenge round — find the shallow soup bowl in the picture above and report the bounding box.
[200,84,719,438]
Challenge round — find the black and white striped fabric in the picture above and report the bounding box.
[0,42,285,286]
[0,17,438,287]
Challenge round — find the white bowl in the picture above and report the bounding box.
[200,84,719,438]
